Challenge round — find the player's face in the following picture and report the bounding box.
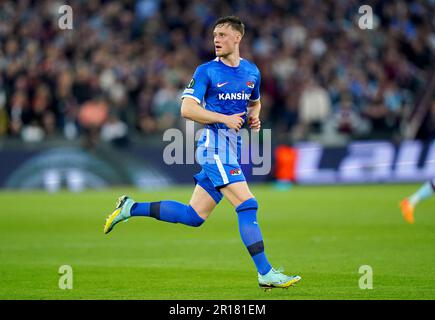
[213,24,241,57]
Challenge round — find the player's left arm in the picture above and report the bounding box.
[247,100,261,131]
[247,67,262,131]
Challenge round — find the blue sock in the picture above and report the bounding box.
[236,198,272,275]
[409,179,435,206]
[130,201,204,227]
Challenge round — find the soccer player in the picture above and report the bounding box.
[400,179,435,224]
[103,16,301,289]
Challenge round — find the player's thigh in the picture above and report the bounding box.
[220,181,255,208]
[189,184,217,220]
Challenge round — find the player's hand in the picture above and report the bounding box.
[224,112,245,131]
[248,116,261,132]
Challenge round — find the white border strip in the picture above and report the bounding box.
[213,154,229,184]
[181,94,201,104]
[204,129,210,147]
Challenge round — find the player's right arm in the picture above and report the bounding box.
[180,64,244,130]
[181,97,245,130]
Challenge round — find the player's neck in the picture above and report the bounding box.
[219,52,240,67]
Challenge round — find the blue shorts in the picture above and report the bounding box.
[193,127,246,204]
[193,161,246,204]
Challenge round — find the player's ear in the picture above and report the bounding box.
[235,32,242,43]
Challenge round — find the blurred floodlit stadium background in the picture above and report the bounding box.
[0,0,434,192]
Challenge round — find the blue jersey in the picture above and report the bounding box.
[182,57,262,199]
[181,57,261,131]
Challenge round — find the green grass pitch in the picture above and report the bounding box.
[1,184,434,300]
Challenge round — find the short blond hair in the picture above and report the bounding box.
[213,16,245,37]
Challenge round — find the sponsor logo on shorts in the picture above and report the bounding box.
[230,169,241,176]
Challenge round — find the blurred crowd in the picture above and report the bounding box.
[0,0,434,147]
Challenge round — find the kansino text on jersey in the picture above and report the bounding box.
[218,92,251,100]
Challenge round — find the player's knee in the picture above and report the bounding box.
[191,219,204,227]
[236,197,258,214]
[188,205,206,227]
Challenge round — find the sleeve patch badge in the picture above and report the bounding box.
[187,78,195,88]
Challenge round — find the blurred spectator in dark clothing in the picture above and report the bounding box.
[417,99,435,142]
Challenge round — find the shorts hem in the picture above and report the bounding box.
[215,178,246,190]
[193,176,222,204]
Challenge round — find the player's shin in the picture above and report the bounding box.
[236,198,272,275]
[409,180,435,206]
[130,201,205,227]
